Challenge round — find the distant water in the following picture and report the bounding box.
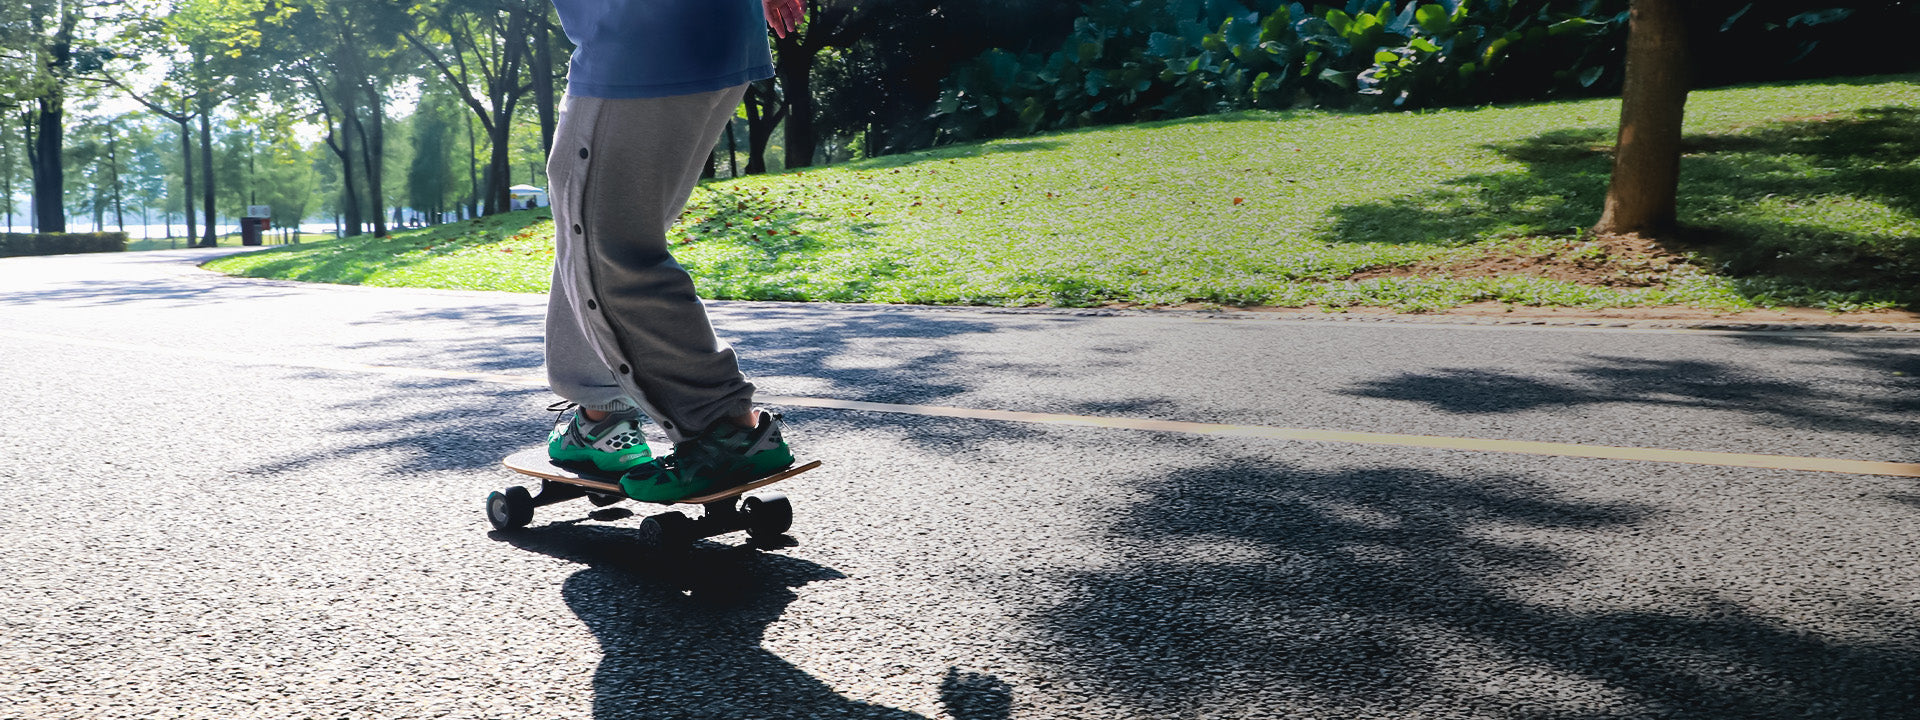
[3,222,368,239]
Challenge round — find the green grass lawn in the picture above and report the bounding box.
[206,74,1920,312]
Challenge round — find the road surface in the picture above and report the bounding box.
[3,249,1917,719]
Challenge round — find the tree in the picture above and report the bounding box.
[255,0,410,237]
[95,0,265,246]
[741,79,785,175]
[769,0,932,169]
[250,120,317,241]
[406,92,455,223]
[404,0,544,215]
[62,117,127,233]
[12,1,117,234]
[1589,2,1890,237]
[1592,0,1688,237]
[118,121,171,241]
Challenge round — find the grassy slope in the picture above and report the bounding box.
[207,75,1920,311]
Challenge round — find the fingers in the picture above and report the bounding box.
[765,0,802,38]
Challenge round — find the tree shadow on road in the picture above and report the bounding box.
[0,277,300,307]
[1031,458,1920,718]
[247,303,1072,477]
[1339,345,1920,459]
[498,524,1010,720]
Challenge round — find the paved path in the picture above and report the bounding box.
[3,249,1918,720]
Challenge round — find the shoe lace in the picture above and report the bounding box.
[544,401,581,437]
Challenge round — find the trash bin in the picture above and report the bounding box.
[240,217,271,246]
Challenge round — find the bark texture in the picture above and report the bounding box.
[1594,0,1690,237]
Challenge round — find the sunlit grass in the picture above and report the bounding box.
[206,74,1920,311]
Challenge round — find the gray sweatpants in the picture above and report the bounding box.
[544,86,754,443]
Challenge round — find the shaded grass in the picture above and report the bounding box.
[206,74,1920,311]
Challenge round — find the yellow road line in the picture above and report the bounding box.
[9,329,1918,478]
[759,396,1920,478]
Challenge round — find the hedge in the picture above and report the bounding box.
[0,232,129,258]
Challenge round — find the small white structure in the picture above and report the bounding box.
[509,185,548,210]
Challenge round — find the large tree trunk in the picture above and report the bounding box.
[743,81,784,175]
[1594,0,1690,237]
[775,35,817,169]
[28,10,75,235]
[31,95,65,233]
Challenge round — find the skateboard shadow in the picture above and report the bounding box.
[499,524,1009,720]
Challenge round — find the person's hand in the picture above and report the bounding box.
[764,0,803,38]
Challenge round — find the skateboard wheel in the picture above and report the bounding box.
[742,492,792,539]
[487,486,535,531]
[638,511,693,549]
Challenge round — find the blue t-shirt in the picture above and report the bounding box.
[551,0,774,99]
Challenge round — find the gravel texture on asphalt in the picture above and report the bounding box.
[2,249,1918,719]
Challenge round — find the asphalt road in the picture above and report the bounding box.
[3,248,1918,720]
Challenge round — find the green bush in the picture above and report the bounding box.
[0,232,130,258]
[934,0,1624,142]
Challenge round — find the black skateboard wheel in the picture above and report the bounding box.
[638,510,693,550]
[487,486,535,531]
[742,492,793,539]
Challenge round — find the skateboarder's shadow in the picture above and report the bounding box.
[501,524,1010,720]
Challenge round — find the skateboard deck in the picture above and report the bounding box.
[488,448,821,540]
[502,448,821,505]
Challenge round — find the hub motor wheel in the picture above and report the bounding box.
[486,486,535,531]
[741,492,793,539]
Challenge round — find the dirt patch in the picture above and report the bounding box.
[1347,234,1695,288]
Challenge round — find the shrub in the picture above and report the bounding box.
[0,232,130,258]
[934,0,1626,142]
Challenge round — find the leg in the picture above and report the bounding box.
[545,257,633,415]
[547,86,754,443]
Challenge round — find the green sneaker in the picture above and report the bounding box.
[548,404,655,474]
[620,410,795,502]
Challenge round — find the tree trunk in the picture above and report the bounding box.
[357,88,389,237]
[179,118,197,244]
[331,109,364,237]
[32,95,65,233]
[533,13,557,159]
[775,36,817,170]
[110,137,124,233]
[727,120,739,178]
[484,118,514,214]
[92,174,103,231]
[1593,0,1690,237]
[198,106,217,247]
[464,113,479,220]
[2,114,12,233]
[743,81,784,175]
